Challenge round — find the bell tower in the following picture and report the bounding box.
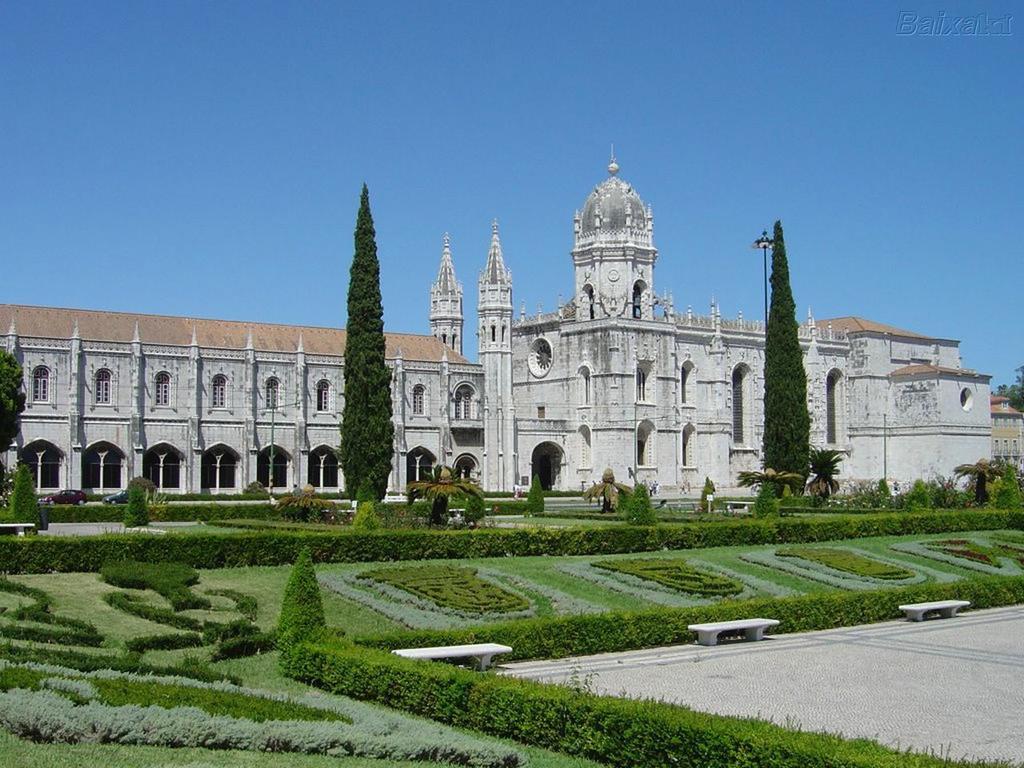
[429,233,463,355]
[571,155,658,321]
[478,220,515,491]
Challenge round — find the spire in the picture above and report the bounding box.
[297,331,304,353]
[190,323,199,347]
[132,321,140,343]
[245,326,254,350]
[434,232,458,293]
[607,144,619,176]
[71,319,80,339]
[483,219,508,283]
[6,315,15,337]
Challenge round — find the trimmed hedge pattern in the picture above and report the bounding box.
[1,509,1020,574]
[776,546,915,580]
[592,558,743,597]
[356,574,1024,661]
[360,565,531,614]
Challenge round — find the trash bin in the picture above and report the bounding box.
[37,506,49,532]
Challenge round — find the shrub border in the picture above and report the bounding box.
[354,572,1024,661]
[0,509,1020,574]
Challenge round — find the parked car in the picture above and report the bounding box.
[102,489,129,504]
[38,489,87,506]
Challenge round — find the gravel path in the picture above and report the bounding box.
[502,606,1024,764]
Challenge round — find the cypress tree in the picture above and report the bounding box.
[341,185,395,500]
[762,220,810,480]
[0,351,26,483]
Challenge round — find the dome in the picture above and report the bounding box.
[578,160,649,237]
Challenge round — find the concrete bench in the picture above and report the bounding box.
[688,618,779,646]
[898,600,970,622]
[0,523,35,537]
[725,501,754,515]
[393,642,513,670]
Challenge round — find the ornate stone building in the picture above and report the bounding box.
[2,158,993,494]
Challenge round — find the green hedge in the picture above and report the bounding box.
[0,509,1020,574]
[40,503,284,524]
[357,573,1024,661]
[285,625,1003,768]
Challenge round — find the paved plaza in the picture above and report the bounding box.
[503,607,1024,764]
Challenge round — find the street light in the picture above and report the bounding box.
[266,390,305,497]
[751,230,773,326]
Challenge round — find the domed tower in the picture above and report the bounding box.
[572,154,657,321]
[429,233,463,355]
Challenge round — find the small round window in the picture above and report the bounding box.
[528,338,553,378]
[960,388,973,412]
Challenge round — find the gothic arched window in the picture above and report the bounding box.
[155,372,170,407]
[211,375,227,409]
[412,384,425,415]
[316,380,330,412]
[32,366,49,403]
[265,377,279,410]
[454,384,474,420]
[826,369,842,444]
[731,366,747,444]
[95,369,112,405]
[579,366,591,405]
[632,282,644,319]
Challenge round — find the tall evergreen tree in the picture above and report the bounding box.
[341,185,394,500]
[0,351,26,483]
[762,220,810,480]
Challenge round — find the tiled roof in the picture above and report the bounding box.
[889,364,985,379]
[0,304,467,364]
[992,404,1022,416]
[820,316,935,340]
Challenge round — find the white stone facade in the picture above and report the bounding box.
[3,159,992,494]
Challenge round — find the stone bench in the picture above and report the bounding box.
[392,642,513,670]
[898,600,970,622]
[688,618,780,646]
[0,523,35,537]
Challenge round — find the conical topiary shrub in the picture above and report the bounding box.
[277,547,326,652]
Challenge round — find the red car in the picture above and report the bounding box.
[38,489,87,506]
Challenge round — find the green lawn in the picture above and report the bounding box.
[3,527,1021,768]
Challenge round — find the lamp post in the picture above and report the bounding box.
[266,390,304,497]
[751,230,773,326]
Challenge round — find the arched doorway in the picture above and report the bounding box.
[201,445,238,492]
[257,446,290,490]
[406,447,436,485]
[308,446,340,489]
[82,441,125,491]
[143,444,183,490]
[453,453,477,481]
[20,441,63,489]
[530,442,564,490]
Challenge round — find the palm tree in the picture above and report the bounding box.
[583,468,633,513]
[737,467,804,495]
[407,466,483,526]
[954,458,1000,505]
[807,448,843,499]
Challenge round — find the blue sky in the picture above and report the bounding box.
[2,2,1021,383]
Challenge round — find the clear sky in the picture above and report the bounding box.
[2,2,1021,383]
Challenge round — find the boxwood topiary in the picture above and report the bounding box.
[277,547,326,650]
